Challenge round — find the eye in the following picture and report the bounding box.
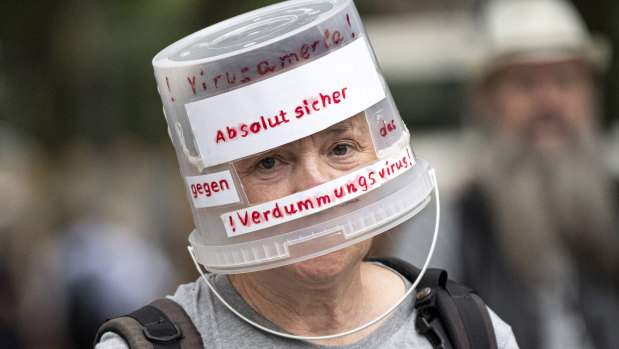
[332,144,350,156]
[258,157,277,169]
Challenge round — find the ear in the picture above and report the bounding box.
[467,79,496,131]
[590,71,605,121]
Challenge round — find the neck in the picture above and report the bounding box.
[228,261,405,346]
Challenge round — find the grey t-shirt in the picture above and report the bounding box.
[96,265,519,348]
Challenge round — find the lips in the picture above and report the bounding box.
[525,111,569,144]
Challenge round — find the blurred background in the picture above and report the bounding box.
[1,0,618,348]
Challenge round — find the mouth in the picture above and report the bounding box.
[525,112,569,146]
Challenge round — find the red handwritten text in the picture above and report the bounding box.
[215,87,347,143]
[191,179,231,198]
[380,119,396,136]
[224,146,414,234]
[166,18,356,102]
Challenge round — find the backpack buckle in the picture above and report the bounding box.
[416,313,446,349]
[143,322,183,344]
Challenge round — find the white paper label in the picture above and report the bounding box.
[185,38,385,167]
[221,146,415,237]
[186,171,240,208]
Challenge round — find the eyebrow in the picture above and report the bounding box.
[323,120,356,137]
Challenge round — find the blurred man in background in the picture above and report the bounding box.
[458,0,619,348]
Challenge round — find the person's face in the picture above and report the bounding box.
[234,112,377,204]
[233,113,377,282]
[482,60,597,150]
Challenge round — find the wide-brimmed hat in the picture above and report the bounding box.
[468,0,611,82]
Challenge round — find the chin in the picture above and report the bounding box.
[286,240,372,285]
[528,130,585,156]
[530,137,570,154]
[525,117,580,153]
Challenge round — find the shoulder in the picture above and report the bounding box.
[167,277,207,313]
[370,257,519,348]
[95,278,207,348]
[95,331,129,349]
[487,307,519,349]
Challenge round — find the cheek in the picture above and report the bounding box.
[360,149,378,164]
[243,179,295,204]
[564,90,596,128]
[285,239,372,281]
[493,92,536,134]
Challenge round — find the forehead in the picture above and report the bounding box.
[318,112,369,135]
[233,112,372,165]
[276,112,371,150]
[493,59,591,80]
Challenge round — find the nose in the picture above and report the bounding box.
[531,75,567,110]
[291,155,339,193]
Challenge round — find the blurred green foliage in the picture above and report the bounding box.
[0,0,286,148]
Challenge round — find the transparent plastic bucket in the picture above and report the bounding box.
[152,0,435,273]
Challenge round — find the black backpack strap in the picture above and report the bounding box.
[368,256,497,349]
[443,281,497,349]
[94,298,204,348]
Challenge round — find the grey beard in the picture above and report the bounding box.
[477,133,618,284]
